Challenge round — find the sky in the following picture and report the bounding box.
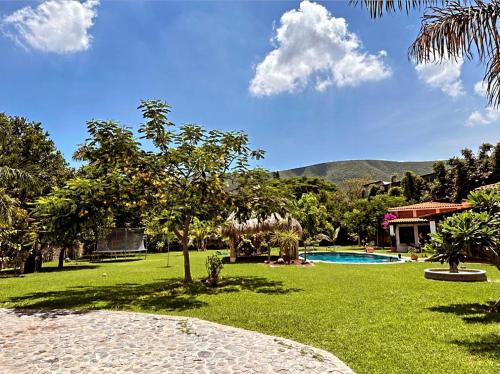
[0,0,499,171]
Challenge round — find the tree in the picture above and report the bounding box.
[343,195,406,245]
[74,120,149,228]
[401,171,426,202]
[35,178,113,268]
[0,114,71,201]
[449,158,468,202]
[429,161,450,201]
[426,188,500,311]
[491,141,500,182]
[272,176,337,199]
[352,0,500,107]
[0,166,35,225]
[138,99,264,283]
[189,218,215,251]
[295,192,332,255]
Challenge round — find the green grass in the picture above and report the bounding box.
[1,250,499,374]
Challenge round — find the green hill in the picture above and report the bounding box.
[279,160,436,185]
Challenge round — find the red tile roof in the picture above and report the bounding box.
[389,202,471,211]
[389,218,429,224]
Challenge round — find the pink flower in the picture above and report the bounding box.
[382,213,397,230]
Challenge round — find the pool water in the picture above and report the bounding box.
[299,251,402,264]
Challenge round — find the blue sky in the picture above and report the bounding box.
[0,0,498,171]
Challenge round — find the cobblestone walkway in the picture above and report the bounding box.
[0,308,354,373]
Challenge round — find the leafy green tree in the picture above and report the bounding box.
[295,193,332,252]
[0,166,36,225]
[272,177,337,199]
[189,218,215,251]
[0,114,71,200]
[491,141,500,182]
[426,211,499,272]
[343,195,405,245]
[35,178,113,268]
[388,186,403,197]
[448,158,468,202]
[429,161,450,201]
[138,99,264,283]
[74,120,149,228]
[401,171,426,202]
[233,168,292,223]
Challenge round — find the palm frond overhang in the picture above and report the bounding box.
[349,0,446,18]
[409,1,500,106]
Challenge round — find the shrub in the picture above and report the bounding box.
[205,255,223,287]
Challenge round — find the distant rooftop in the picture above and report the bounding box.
[389,202,470,212]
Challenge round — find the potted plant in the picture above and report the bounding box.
[407,246,419,261]
[365,241,375,253]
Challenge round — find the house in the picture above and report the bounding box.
[387,201,471,252]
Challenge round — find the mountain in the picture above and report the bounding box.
[278,160,436,185]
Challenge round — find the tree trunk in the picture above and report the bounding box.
[58,247,66,269]
[449,262,458,273]
[182,232,192,283]
[174,221,193,283]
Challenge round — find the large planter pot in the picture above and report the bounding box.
[410,254,419,261]
[424,268,487,282]
[366,247,374,253]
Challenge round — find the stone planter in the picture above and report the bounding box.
[424,268,487,282]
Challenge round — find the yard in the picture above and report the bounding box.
[1,250,499,374]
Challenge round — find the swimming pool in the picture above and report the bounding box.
[299,251,404,264]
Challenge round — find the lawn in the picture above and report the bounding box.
[1,250,499,374]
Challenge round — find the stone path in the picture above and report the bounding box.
[0,308,354,373]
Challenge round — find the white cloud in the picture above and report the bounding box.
[466,80,499,127]
[466,107,500,127]
[249,0,391,97]
[2,0,99,54]
[415,57,465,97]
[473,80,487,97]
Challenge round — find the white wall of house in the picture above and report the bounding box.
[393,223,432,252]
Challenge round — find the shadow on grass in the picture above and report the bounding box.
[89,258,145,264]
[428,302,500,324]
[7,276,302,313]
[451,333,500,360]
[40,265,99,273]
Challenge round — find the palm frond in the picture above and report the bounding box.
[410,1,500,63]
[349,0,445,18]
[485,52,500,107]
[409,1,500,106]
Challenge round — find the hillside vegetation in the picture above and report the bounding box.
[279,160,436,184]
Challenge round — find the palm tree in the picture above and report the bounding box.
[351,0,500,107]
